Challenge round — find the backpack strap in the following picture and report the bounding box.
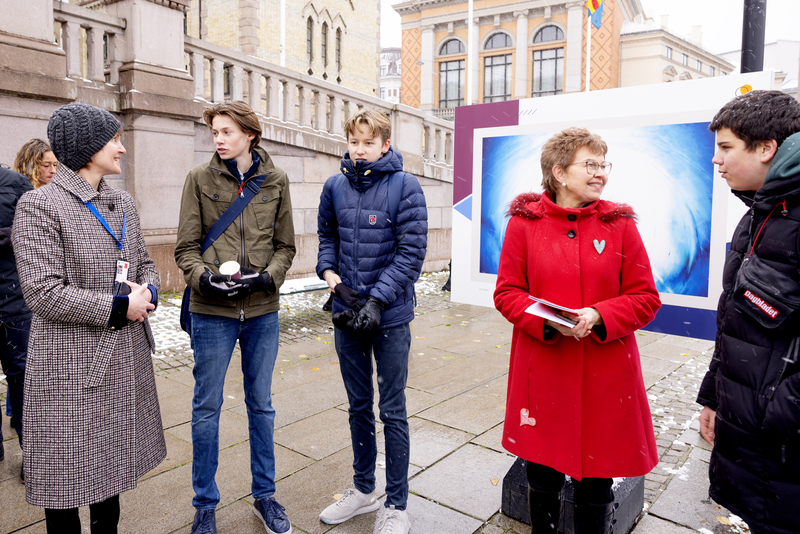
[201,172,268,254]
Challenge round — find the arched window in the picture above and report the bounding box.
[306,17,314,63]
[484,32,512,50]
[531,25,565,98]
[321,22,328,66]
[439,39,465,55]
[336,28,342,71]
[533,25,564,43]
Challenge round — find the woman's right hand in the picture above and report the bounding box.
[125,281,155,322]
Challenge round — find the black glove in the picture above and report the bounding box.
[227,266,272,294]
[334,283,364,311]
[199,270,250,301]
[332,309,358,332]
[353,296,385,332]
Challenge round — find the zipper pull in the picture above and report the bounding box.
[239,309,245,322]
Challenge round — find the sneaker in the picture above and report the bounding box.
[319,488,380,524]
[254,497,292,534]
[190,509,217,534]
[374,505,410,534]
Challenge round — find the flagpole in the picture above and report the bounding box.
[585,10,591,92]
[467,0,474,105]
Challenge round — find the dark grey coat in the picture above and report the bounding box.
[12,166,166,508]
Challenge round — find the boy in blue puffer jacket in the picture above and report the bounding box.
[316,109,427,534]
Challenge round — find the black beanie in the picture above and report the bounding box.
[47,103,121,172]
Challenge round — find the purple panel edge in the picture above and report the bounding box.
[453,100,520,205]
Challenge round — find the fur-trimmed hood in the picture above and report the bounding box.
[507,192,637,222]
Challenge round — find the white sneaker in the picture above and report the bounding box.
[319,488,381,525]
[374,505,410,534]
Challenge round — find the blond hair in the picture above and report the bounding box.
[344,109,392,144]
[14,138,54,189]
[202,100,262,151]
[540,127,607,197]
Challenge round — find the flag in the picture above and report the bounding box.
[588,0,604,29]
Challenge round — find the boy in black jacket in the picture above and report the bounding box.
[697,90,800,534]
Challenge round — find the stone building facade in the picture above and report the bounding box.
[620,23,734,87]
[184,0,382,96]
[394,0,648,118]
[1,0,453,291]
[380,47,402,103]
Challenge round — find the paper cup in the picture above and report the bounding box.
[219,261,241,280]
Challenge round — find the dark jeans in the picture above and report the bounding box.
[0,317,29,443]
[44,494,120,533]
[335,323,411,510]
[190,312,280,509]
[526,461,613,505]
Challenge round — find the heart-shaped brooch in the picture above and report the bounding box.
[593,239,606,254]
[520,408,536,427]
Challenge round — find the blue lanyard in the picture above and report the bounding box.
[82,199,126,251]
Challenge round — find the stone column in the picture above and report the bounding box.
[330,95,343,135]
[230,64,244,101]
[62,20,82,78]
[266,75,280,118]
[239,0,259,56]
[192,52,205,98]
[565,1,584,93]
[514,11,529,99]
[314,91,327,132]
[210,58,225,103]
[298,85,312,127]
[98,0,203,291]
[86,27,105,82]
[248,70,262,112]
[469,17,480,105]
[284,80,297,123]
[420,25,435,111]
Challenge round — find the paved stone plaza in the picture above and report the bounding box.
[0,273,750,533]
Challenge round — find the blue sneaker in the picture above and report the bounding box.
[253,497,292,534]
[190,509,217,534]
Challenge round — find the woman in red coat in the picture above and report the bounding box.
[494,127,661,534]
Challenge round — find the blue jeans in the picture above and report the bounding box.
[190,312,279,509]
[335,323,411,510]
[1,318,29,443]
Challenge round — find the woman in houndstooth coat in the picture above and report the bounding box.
[12,103,166,531]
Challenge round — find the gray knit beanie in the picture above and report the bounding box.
[47,103,121,172]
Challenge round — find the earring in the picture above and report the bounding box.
[561,181,566,186]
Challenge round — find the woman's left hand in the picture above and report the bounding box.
[561,307,603,339]
[125,281,155,322]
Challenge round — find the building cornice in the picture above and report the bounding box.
[398,1,566,32]
[87,0,190,13]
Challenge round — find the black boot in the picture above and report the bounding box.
[322,292,333,312]
[528,487,563,533]
[574,500,617,534]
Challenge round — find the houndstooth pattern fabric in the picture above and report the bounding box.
[11,165,166,509]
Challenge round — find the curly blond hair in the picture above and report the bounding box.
[14,138,54,188]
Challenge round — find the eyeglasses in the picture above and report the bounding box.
[566,160,612,175]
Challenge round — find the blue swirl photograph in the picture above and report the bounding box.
[479,122,716,297]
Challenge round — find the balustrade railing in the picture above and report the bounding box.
[48,2,453,168]
[53,1,126,84]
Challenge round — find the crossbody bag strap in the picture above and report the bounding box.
[200,172,269,254]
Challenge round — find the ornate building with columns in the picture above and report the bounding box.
[395,0,646,118]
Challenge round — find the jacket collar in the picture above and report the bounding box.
[52,165,110,202]
[210,146,275,180]
[506,191,636,222]
[340,146,404,191]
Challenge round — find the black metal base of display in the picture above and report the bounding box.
[501,457,644,534]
